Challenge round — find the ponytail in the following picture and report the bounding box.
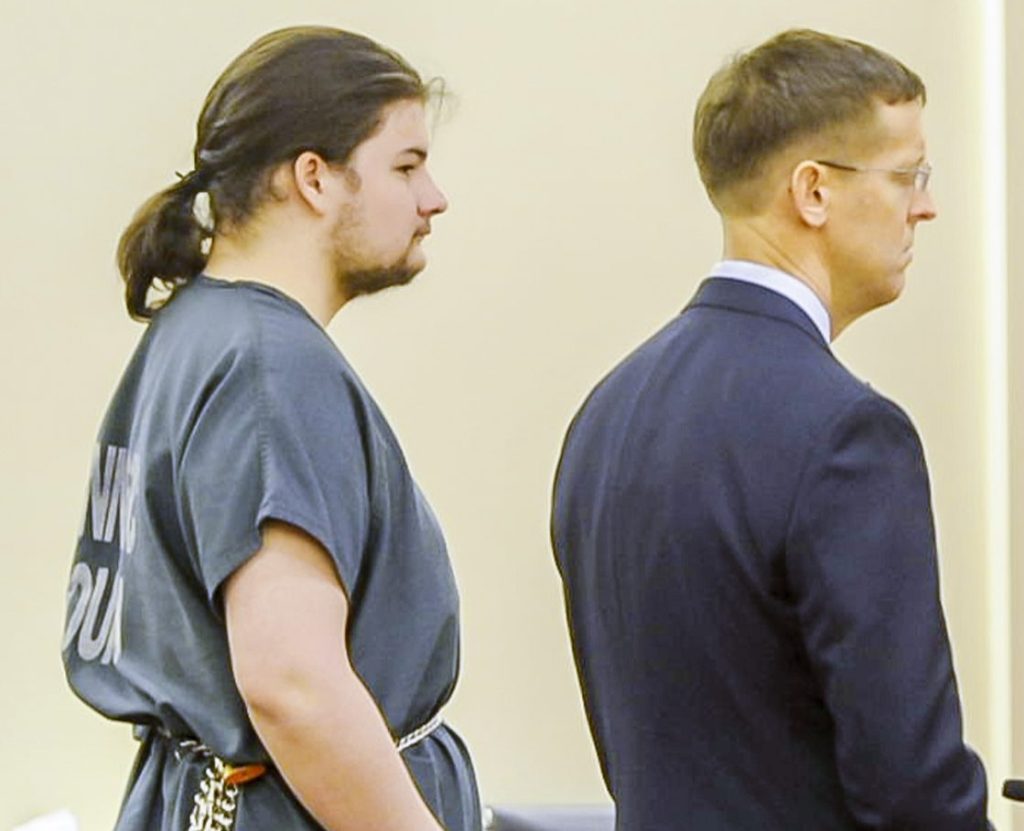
[115,26,430,321]
[116,175,209,321]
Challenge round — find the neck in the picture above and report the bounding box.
[204,220,347,328]
[722,216,848,338]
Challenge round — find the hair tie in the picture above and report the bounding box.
[175,168,211,195]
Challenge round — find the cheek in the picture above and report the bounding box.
[883,214,912,254]
[372,185,418,228]
[851,208,904,256]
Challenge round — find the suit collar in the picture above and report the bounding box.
[686,277,831,349]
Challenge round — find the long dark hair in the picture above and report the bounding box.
[117,26,429,320]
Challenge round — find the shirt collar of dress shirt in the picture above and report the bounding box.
[709,259,832,344]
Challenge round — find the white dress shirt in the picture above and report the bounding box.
[709,259,832,343]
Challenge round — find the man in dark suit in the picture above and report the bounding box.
[551,29,990,830]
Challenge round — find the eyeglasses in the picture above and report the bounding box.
[814,159,932,192]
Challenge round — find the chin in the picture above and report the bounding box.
[879,276,906,307]
[405,258,427,278]
[344,258,425,299]
[893,266,908,293]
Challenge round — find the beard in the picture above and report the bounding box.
[342,252,423,299]
[331,208,427,299]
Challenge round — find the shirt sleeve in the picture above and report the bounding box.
[786,394,989,830]
[176,313,370,607]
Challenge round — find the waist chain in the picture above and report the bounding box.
[145,711,445,831]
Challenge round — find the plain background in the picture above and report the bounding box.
[2,1,1021,829]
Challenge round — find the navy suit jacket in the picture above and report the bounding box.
[552,278,989,830]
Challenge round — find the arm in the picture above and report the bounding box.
[787,396,988,830]
[224,520,444,831]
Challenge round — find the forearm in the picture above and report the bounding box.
[225,521,444,831]
[246,668,443,831]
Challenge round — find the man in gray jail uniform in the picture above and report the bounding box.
[63,26,479,831]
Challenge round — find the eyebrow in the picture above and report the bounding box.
[398,148,428,161]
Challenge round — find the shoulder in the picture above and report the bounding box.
[153,278,353,384]
[137,280,380,451]
[784,390,929,520]
[820,389,923,456]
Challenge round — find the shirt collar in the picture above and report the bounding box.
[708,259,832,343]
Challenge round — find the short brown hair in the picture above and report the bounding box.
[693,29,925,209]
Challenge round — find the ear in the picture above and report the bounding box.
[290,151,342,216]
[789,161,829,229]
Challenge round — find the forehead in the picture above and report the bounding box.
[354,99,429,160]
[862,99,927,160]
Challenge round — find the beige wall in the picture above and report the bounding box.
[1011,0,1024,816]
[1,1,1015,828]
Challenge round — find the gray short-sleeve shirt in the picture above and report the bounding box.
[63,276,479,830]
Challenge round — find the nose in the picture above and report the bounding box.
[419,171,448,217]
[910,186,937,223]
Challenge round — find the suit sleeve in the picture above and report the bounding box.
[786,395,989,830]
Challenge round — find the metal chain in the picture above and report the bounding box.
[176,709,442,831]
[187,757,240,831]
[396,712,443,752]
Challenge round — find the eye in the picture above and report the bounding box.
[395,164,418,177]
